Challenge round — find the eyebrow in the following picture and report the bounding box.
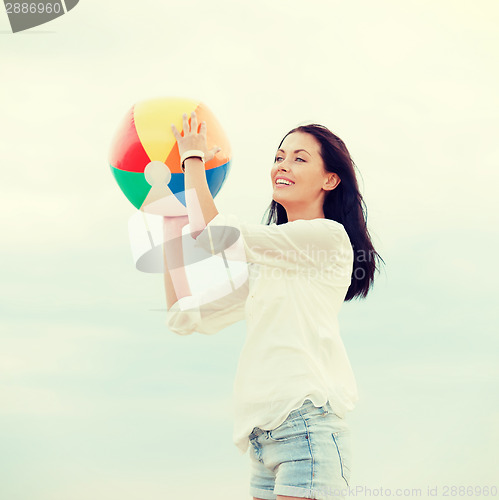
[277,148,311,156]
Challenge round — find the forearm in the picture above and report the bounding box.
[183,158,219,235]
[163,255,192,310]
[163,260,182,310]
[163,219,192,310]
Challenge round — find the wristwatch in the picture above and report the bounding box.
[181,150,205,172]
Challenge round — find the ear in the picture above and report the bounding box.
[324,172,341,191]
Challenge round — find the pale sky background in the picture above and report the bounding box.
[1,1,498,499]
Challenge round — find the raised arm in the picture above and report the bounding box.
[163,212,249,336]
[171,111,221,235]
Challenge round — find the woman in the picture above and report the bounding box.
[164,112,383,500]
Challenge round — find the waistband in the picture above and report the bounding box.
[249,399,327,439]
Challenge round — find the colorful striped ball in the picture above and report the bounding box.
[109,97,231,211]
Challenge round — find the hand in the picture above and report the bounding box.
[171,111,221,163]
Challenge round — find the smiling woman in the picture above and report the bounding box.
[163,112,384,500]
[271,132,341,223]
[267,123,383,301]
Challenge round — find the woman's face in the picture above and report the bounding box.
[271,132,339,217]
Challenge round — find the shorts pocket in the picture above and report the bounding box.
[249,437,264,463]
[331,429,352,487]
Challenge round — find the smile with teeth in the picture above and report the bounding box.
[275,179,294,186]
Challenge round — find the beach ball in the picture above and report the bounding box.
[109,97,231,215]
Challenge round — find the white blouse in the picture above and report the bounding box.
[166,213,359,455]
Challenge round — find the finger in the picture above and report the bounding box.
[190,111,198,134]
[171,124,180,140]
[182,113,189,134]
[199,120,207,136]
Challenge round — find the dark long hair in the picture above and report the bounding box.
[263,124,384,301]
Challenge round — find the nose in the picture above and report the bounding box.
[274,164,290,182]
[277,160,290,172]
[272,158,290,182]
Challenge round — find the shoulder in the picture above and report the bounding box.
[290,217,349,238]
[275,218,351,253]
[306,219,353,255]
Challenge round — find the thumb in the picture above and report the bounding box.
[207,146,222,161]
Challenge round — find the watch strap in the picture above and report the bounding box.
[181,150,205,172]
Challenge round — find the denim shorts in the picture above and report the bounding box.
[248,399,351,500]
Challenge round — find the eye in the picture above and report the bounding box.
[274,156,305,163]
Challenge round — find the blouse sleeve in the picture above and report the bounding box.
[193,213,353,283]
[166,270,249,336]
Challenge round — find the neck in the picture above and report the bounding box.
[284,205,325,222]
